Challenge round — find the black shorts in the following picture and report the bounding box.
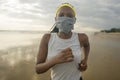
[80,77,83,80]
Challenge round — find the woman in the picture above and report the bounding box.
[36,3,90,80]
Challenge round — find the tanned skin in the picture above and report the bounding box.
[36,6,90,74]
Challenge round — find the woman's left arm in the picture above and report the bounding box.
[78,33,90,71]
[82,34,90,61]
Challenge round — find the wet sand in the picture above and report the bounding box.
[0,33,120,80]
[82,33,120,80]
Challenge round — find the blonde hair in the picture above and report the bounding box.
[56,3,76,16]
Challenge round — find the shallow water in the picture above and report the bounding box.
[0,32,44,50]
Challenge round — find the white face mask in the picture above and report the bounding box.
[55,17,76,34]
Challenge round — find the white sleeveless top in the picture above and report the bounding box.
[47,32,82,80]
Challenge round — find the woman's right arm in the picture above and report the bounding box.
[35,34,74,74]
[35,34,56,74]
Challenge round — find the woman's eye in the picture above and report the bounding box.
[59,14,64,17]
[68,15,72,18]
[58,13,73,17]
[67,14,73,18]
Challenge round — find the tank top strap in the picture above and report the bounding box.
[71,32,79,44]
[48,33,56,48]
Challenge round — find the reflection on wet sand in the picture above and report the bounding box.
[82,33,120,80]
[0,43,40,80]
[0,33,120,80]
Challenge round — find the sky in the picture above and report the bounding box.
[0,0,120,32]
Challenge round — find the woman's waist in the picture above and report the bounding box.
[51,61,79,72]
[51,65,81,80]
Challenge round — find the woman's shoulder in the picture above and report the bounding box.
[42,33,57,42]
[42,33,51,38]
[78,33,88,38]
[77,33,89,41]
[41,33,51,43]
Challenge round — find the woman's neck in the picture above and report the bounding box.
[57,32,72,39]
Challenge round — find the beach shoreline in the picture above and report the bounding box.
[0,33,120,80]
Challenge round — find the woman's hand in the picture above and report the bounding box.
[52,47,74,64]
[78,59,88,72]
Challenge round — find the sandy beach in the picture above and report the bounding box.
[0,32,120,80]
[82,33,120,80]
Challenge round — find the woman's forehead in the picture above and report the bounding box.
[58,6,74,15]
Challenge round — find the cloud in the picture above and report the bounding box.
[0,0,46,18]
[19,0,39,3]
[75,0,120,30]
[0,0,120,31]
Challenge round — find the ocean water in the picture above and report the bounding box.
[0,32,47,80]
[0,32,44,50]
